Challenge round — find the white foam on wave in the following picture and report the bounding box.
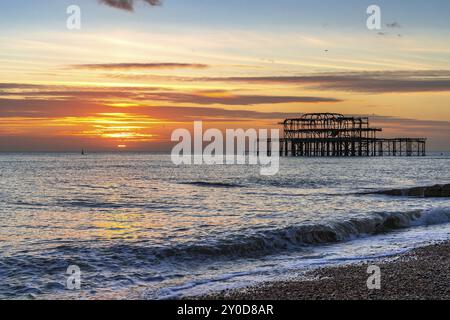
[148,207,450,299]
[410,207,450,226]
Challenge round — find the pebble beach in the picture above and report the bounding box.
[199,241,450,300]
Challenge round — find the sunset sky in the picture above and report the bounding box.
[1,0,450,151]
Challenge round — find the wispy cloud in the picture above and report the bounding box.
[71,62,209,70]
[1,83,448,151]
[1,99,449,151]
[98,0,161,11]
[0,83,43,89]
[145,92,341,105]
[198,70,450,93]
[96,70,450,93]
[0,84,341,106]
[386,22,402,28]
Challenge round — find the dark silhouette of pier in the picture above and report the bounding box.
[278,113,426,157]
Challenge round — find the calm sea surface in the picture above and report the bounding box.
[1,153,450,299]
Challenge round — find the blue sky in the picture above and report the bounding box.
[1,0,450,32]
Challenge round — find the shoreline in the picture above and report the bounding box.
[195,241,450,300]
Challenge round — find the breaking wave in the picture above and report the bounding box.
[16,208,448,272]
[152,207,450,259]
[3,207,450,299]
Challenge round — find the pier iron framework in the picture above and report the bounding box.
[277,113,426,157]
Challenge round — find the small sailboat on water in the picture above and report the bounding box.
[81,149,86,156]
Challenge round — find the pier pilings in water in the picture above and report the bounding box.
[279,138,426,157]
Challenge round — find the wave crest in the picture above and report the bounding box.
[154,208,450,259]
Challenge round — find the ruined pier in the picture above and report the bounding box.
[279,113,426,157]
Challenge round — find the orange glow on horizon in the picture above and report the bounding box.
[1,28,450,151]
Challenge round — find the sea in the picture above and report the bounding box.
[1,152,450,299]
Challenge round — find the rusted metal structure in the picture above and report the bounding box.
[279,113,426,157]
